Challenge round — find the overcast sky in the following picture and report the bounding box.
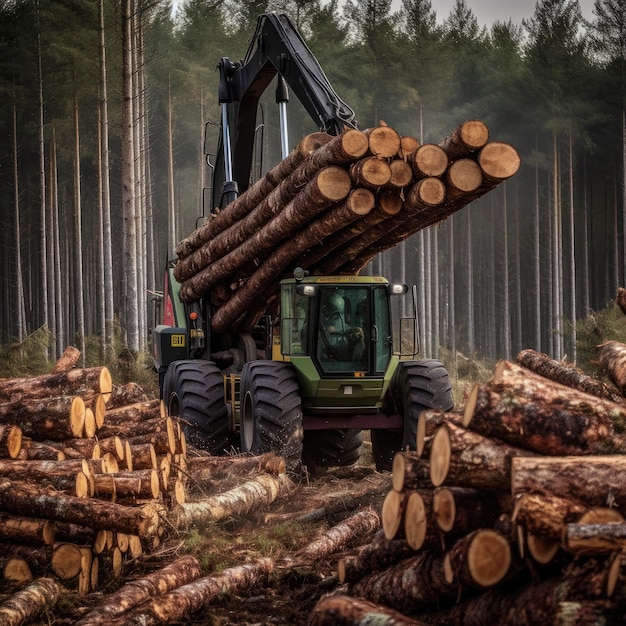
[396,0,597,26]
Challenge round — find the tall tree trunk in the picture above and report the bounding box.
[97,101,106,360]
[167,75,176,256]
[502,185,510,360]
[12,95,27,344]
[37,33,49,349]
[73,92,86,363]
[99,0,115,361]
[51,129,64,357]
[567,132,576,363]
[533,135,541,351]
[121,0,139,354]
[47,140,57,357]
[467,207,474,355]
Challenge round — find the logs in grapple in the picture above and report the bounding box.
[172,122,520,334]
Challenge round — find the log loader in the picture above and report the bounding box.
[152,13,454,472]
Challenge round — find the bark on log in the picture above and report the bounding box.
[179,166,352,301]
[564,522,626,555]
[0,366,112,404]
[0,458,94,494]
[100,399,161,425]
[0,395,86,440]
[175,132,332,259]
[171,473,293,528]
[105,383,149,408]
[18,437,65,461]
[337,530,414,584]
[443,528,511,589]
[52,346,81,373]
[75,555,202,624]
[211,187,374,332]
[597,340,626,397]
[184,453,286,488]
[439,119,489,159]
[424,557,619,625]
[106,558,274,626]
[308,594,426,626]
[429,421,532,490]
[92,470,161,502]
[515,349,624,404]
[296,508,380,562]
[464,369,626,455]
[391,451,431,491]
[511,455,626,513]
[0,577,60,626]
[432,486,501,536]
[349,551,455,614]
[0,479,158,537]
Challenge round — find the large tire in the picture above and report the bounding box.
[371,359,454,471]
[303,429,363,470]
[162,360,230,455]
[239,361,303,472]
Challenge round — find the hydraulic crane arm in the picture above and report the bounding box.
[214,12,357,208]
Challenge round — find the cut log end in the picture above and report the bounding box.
[316,166,352,201]
[429,426,451,487]
[478,142,521,180]
[3,558,33,583]
[70,397,86,438]
[411,144,449,177]
[467,530,511,586]
[527,533,559,564]
[416,411,426,457]
[433,487,456,532]
[381,489,404,540]
[404,491,427,549]
[463,384,479,427]
[460,120,490,150]
[366,125,401,158]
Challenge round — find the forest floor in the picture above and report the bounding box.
[48,442,394,625]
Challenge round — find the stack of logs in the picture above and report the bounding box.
[311,339,626,624]
[173,120,521,335]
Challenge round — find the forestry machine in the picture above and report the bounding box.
[152,13,453,472]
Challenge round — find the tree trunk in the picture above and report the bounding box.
[178,166,351,302]
[105,558,274,626]
[349,551,454,614]
[171,473,293,528]
[75,555,202,624]
[597,341,626,397]
[308,594,426,626]
[0,577,60,626]
[511,455,626,514]
[174,131,334,258]
[184,453,286,487]
[429,421,532,490]
[337,531,414,584]
[515,349,624,403]
[463,374,626,455]
[0,479,158,538]
[0,366,112,404]
[443,529,511,589]
[564,522,626,555]
[0,395,85,441]
[439,119,489,159]
[296,508,380,562]
[0,513,55,545]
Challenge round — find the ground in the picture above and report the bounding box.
[43,445,392,625]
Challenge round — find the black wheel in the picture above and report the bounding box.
[371,359,454,471]
[303,429,363,470]
[239,361,303,472]
[162,360,230,454]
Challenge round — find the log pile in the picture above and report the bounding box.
[173,120,520,335]
[0,351,297,623]
[315,343,626,624]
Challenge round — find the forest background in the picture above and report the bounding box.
[1,0,625,376]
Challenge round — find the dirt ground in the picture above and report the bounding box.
[46,447,392,625]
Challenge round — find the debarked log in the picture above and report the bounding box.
[170,473,293,528]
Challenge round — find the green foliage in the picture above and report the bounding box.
[0,326,53,377]
[576,303,626,375]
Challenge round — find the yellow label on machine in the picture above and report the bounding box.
[171,334,186,347]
